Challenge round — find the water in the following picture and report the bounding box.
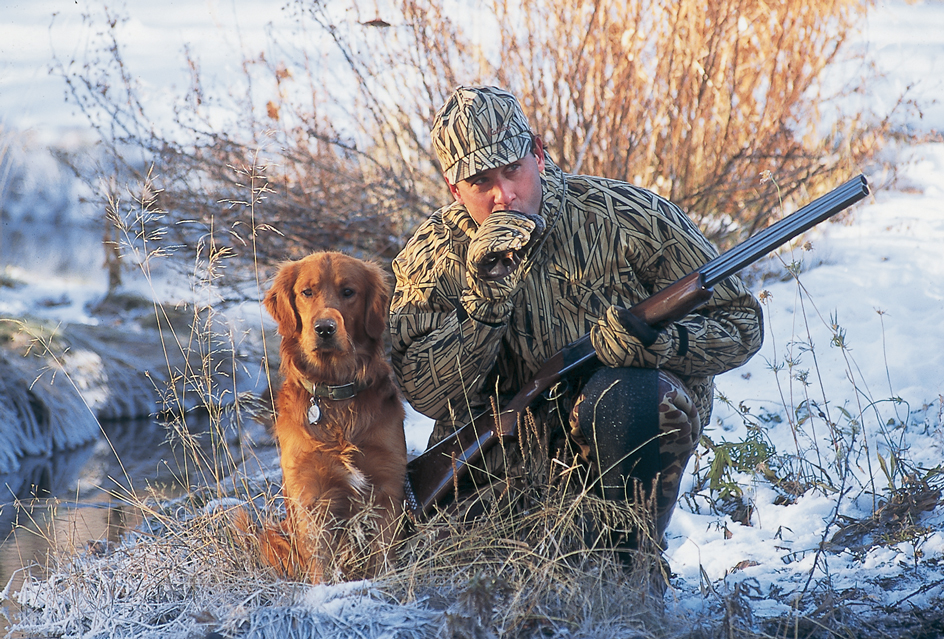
[0,413,273,635]
[0,139,278,632]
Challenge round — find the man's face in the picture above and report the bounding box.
[448,137,546,225]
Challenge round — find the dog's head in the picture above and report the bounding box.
[264,252,390,370]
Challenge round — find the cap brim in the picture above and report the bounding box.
[446,133,533,184]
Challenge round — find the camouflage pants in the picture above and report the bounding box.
[442,367,700,544]
[568,367,700,542]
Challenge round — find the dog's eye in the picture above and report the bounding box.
[301,288,313,298]
[341,287,355,298]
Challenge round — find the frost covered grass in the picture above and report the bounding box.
[5,385,669,638]
[5,487,435,639]
[7,480,671,638]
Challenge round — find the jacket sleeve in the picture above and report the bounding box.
[591,195,764,377]
[388,215,510,421]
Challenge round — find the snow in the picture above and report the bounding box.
[856,1,944,132]
[2,0,944,634]
[663,140,944,617]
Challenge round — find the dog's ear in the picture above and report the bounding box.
[264,261,302,337]
[364,262,391,341]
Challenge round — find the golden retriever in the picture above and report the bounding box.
[246,251,407,582]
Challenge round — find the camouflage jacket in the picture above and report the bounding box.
[389,157,763,443]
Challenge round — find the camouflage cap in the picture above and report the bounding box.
[432,86,534,184]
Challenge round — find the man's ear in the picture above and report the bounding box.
[446,175,464,204]
[532,135,546,173]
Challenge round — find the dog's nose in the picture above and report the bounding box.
[314,318,337,338]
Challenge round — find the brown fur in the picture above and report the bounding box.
[246,251,407,582]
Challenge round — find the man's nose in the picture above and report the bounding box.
[491,178,515,210]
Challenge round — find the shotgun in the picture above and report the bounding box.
[403,174,870,518]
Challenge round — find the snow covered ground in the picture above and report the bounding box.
[668,143,944,619]
[2,0,944,635]
[663,2,944,619]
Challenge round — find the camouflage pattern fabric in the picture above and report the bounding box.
[463,210,542,306]
[432,86,535,184]
[652,370,702,528]
[568,368,700,539]
[389,155,763,450]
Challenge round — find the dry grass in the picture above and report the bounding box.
[485,0,881,239]
[393,501,666,638]
[6,455,670,638]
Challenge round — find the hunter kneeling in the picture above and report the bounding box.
[389,86,764,594]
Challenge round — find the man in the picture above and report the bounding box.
[389,86,763,569]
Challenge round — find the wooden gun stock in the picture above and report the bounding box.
[403,174,870,518]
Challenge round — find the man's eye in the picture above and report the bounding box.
[301,288,313,298]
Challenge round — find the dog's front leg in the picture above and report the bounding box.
[284,494,333,582]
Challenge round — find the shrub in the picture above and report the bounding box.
[51,0,902,291]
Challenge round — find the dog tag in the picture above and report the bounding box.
[308,397,322,425]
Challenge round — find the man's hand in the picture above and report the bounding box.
[459,210,545,324]
[591,305,679,369]
[466,210,544,299]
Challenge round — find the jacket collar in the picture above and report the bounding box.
[537,155,567,239]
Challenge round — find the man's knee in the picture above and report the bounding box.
[569,367,699,496]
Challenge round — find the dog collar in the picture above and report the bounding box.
[299,377,372,426]
[298,377,371,400]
